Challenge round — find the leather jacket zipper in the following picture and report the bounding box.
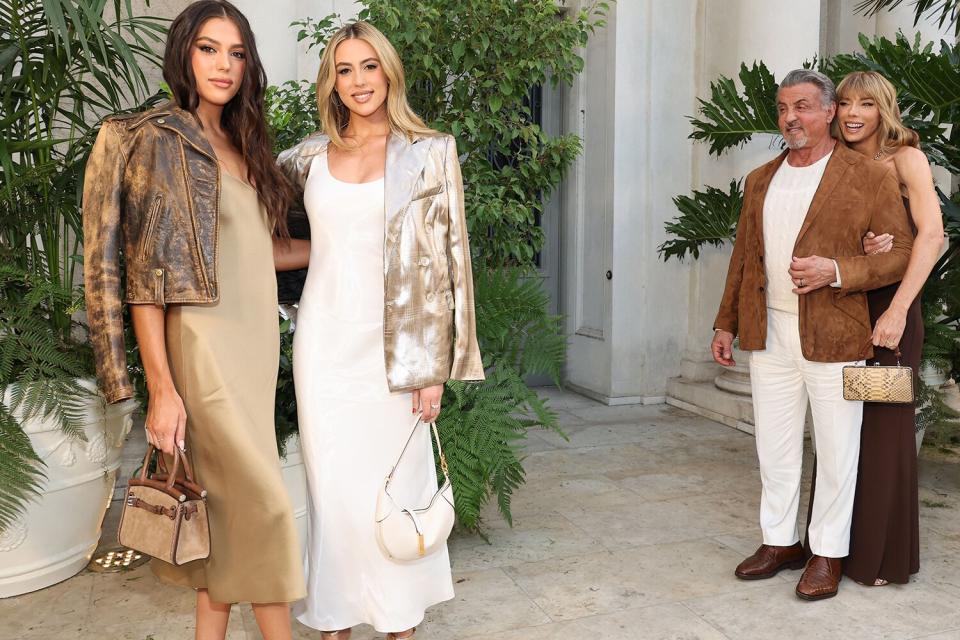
[138,194,164,261]
[177,138,213,297]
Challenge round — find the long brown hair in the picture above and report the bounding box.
[316,21,435,150]
[834,71,920,156]
[163,0,292,237]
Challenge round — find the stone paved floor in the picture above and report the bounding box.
[4,387,960,639]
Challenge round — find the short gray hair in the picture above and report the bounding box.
[778,69,837,109]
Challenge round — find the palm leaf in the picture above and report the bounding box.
[855,0,960,37]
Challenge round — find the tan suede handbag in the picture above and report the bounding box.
[842,341,915,404]
[118,445,210,565]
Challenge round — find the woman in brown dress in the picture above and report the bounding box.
[821,71,944,586]
[83,2,309,638]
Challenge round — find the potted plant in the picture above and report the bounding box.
[0,0,164,596]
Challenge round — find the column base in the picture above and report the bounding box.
[666,376,756,435]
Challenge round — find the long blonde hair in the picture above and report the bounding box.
[316,21,434,149]
[834,71,920,155]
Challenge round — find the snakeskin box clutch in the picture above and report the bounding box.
[842,363,915,403]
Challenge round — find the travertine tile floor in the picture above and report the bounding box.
[4,387,960,639]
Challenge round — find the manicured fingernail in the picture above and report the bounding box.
[178,440,186,451]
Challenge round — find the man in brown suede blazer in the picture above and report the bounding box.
[710,70,913,602]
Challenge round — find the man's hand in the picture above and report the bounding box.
[863,231,894,255]
[789,255,837,294]
[711,329,736,366]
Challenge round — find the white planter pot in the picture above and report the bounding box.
[280,434,308,557]
[920,362,949,387]
[0,381,136,597]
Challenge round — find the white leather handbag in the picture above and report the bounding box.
[375,415,455,561]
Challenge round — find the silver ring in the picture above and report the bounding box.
[430,402,440,409]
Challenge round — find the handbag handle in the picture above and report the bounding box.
[860,337,901,362]
[387,414,450,481]
[138,445,199,490]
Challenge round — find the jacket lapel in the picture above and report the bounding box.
[150,102,217,162]
[384,132,429,243]
[793,143,851,248]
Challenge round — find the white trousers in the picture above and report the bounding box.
[749,308,865,558]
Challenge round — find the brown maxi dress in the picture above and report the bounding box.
[844,279,923,584]
[805,200,922,584]
[151,172,306,603]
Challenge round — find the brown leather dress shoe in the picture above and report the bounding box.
[796,555,842,601]
[735,543,806,580]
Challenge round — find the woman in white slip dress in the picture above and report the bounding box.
[277,22,484,640]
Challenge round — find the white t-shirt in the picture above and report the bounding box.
[762,152,832,314]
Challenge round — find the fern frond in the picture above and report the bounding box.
[0,264,94,532]
[473,267,566,382]
[0,404,46,531]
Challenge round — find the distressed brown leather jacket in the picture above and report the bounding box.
[277,131,485,391]
[714,143,914,362]
[83,103,221,403]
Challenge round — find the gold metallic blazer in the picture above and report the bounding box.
[277,131,485,391]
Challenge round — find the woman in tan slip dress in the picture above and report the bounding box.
[82,2,309,638]
[804,71,944,586]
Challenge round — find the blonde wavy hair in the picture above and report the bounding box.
[834,71,920,155]
[316,21,434,149]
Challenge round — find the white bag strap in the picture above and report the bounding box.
[387,413,450,482]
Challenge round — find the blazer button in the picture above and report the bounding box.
[758,286,765,292]
[418,256,430,266]
[156,118,165,124]
[154,268,163,276]
[426,292,435,302]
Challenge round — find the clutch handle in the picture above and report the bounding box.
[860,337,902,364]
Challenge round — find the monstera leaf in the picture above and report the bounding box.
[856,0,960,37]
[688,62,780,156]
[822,33,960,173]
[862,33,960,121]
[658,180,744,261]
